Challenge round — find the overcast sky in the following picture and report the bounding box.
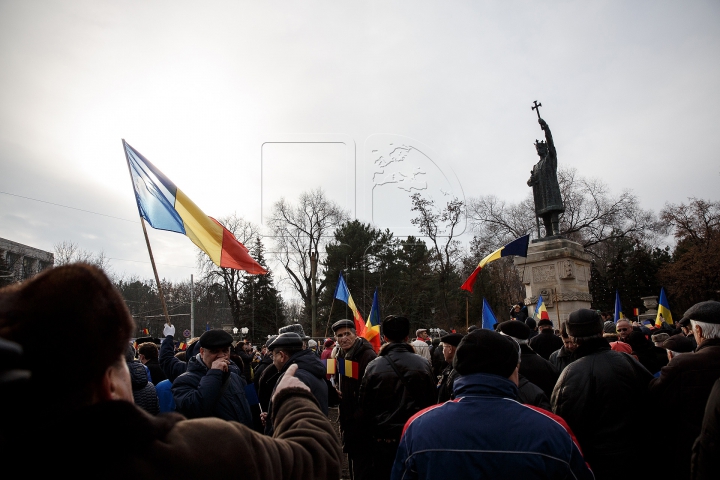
[1,1,718,293]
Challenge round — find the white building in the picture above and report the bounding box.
[0,237,54,283]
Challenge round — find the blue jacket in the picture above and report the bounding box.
[392,373,593,480]
[171,353,252,427]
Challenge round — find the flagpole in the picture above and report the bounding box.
[554,289,561,330]
[324,296,336,338]
[121,139,172,327]
[466,296,469,331]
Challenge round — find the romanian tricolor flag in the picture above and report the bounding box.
[364,288,381,353]
[123,140,267,274]
[534,295,549,321]
[461,235,530,292]
[178,342,187,351]
[334,272,365,337]
[323,359,337,375]
[142,328,150,335]
[656,287,673,327]
[337,359,359,379]
[614,291,625,323]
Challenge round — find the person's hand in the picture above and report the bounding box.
[211,358,229,372]
[163,324,176,337]
[260,412,268,427]
[335,388,342,400]
[272,364,310,401]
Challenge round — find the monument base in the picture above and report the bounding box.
[514,237,592,329]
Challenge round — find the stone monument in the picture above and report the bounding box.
[514,102,592,327]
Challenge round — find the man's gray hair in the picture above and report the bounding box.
[690,320,720,340]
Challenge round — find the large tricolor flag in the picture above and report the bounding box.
[482,298,498,330]
[534,295,549,321]
[614,291,625,323]
[365,288,382,353]
[334,272,365,336]
[461,235,530,292]
[123,140,267,274]
[656,287,674,327]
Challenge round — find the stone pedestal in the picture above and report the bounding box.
[638,296,659,324]
[514,238,592,328]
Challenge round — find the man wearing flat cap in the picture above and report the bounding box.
[172,328,253,426]
[331,318,377,480]
[411,328,431,361]
[437,333,463,402]
[262,332,328,435]
[359,315,436,480]
[528,318,563,360]
[0,264,342,479]
[650,300,720,480]
[551,309,654,480]
[392,329,593,480]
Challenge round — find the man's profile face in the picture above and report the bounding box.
[419,331,428,340]
[200,346,230,367]
[335,327,357,352]
[442,344,456,364]
[271,349,288,371]
[616,320,632,340]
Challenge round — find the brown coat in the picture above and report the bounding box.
[24,387,342,480]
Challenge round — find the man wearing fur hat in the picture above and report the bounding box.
[551,309,654,480]
[649,300,720,480]
[392,329,593,480]
[0,264,342,479]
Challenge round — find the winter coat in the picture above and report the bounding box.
[692,377,720,480]
[359,342,437,441]
[549,345,574,373]
[256,363,279,415]
[15,387,342,480]
[650,337,720,480]
[552,336,653,480]
[410,339,431,361]
[172,354,252,427]
[335,337,377,454]
[143,358,167,385]
[392,373,593,480]
[519,344,559,398]
[265,348,329,435]
[158,335,197,382]
[253,354,273,389]
[128,360,159,415]
[437,364,459,403]
[155,379,175,413]
[517,374,552,411]
[430,344,447,378]
[529,329,564,360]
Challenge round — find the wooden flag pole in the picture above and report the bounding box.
[121,139,172,327]
[324,296,336,338]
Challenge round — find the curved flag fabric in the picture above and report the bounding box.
[461,235,530,292]
[656,287,673,326]
[534,295,549,321]
[482,298,498,330]
[334,272,365,337]
[123,140,266,274]
[614,291,624,323]
[365,288,381,353]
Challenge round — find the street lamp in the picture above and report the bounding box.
[241,327,249,342]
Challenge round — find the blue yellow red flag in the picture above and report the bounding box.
[461,235,530,292]
[656,287,673,326]
[334,272,365,336]
[365,288,381,353]
[614,291,625,323]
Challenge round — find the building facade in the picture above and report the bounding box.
[0,237,54,284]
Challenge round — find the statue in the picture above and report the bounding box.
[527,101,564,238]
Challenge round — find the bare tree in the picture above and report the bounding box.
[197,213,261,328]
[410,193,465,320]
[53,241,111,272]
[269,188,349,336]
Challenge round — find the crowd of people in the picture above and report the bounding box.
[1,263,718,480]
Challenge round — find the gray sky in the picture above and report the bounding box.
[1,1,719,290]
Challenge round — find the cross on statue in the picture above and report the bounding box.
[532,100,542,120]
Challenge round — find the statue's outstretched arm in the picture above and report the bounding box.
[539,118,557,159]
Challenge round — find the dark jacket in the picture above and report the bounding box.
[430,344,447,378]
[519,344,559,398]
[392,373,593,480]
[517,374,551,411]
[437,364,459,403]
[359,342,437,441]
[128,360,159,415]
[552,337,654,480]
[650,338,720,480]
[171,354,252,427]
[253,354,273,392]
[158,335,197,382]
[692,377,720,480]
[143,358,167,385]
[265,348,329,435]
[548,345,574,373]
[336,338,377,453]
[14,387,342,480]
[256,363,279,415]
[529,329,564,360]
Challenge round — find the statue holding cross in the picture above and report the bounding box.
[527,101,565,238]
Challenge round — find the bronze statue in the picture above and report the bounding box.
[528,101,564,238]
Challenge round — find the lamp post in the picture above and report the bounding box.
[241,327,249,342]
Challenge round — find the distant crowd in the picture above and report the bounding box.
[0,263,718,480]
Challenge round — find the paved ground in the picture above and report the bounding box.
[328,406,351,479]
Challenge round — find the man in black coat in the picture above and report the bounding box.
[498,320,558,398]
[359,316,437,480]
[529,319,563,360]
[552,309,654,480]
[650,301,720,480]
[437,333,463,403]
[548,325,576,373]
